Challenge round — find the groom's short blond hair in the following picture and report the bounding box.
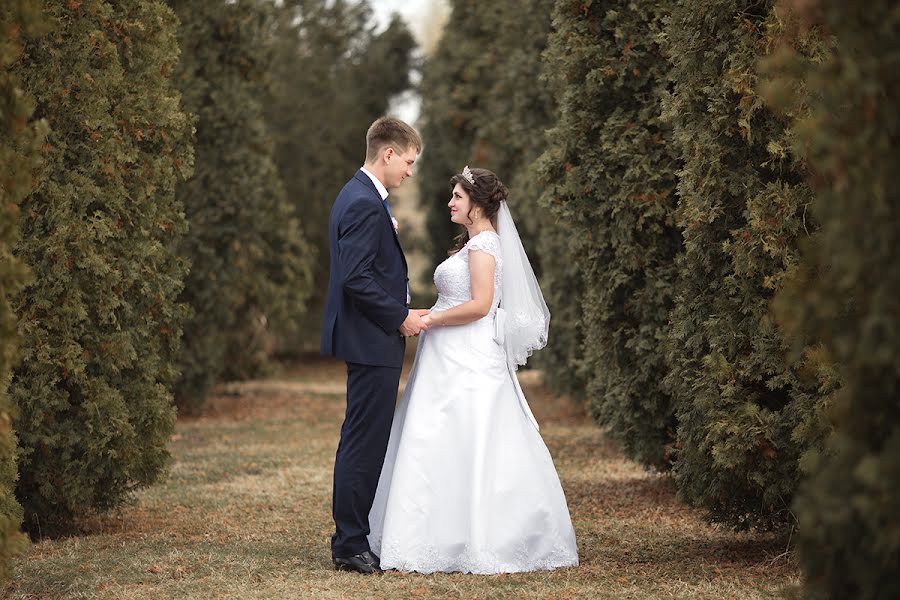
[365,117,422,163]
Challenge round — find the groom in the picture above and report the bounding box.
[320,117,429,574]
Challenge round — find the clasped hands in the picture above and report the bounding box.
[399,308,431,337]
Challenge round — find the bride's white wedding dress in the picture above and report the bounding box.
[368,230,579,574]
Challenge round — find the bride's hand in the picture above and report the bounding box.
[421,313,433,327]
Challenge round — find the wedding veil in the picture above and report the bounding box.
[493,200,551,371]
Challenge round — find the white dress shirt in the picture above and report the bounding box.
[360,166,389,201]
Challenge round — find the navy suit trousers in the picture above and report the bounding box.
[331,361,401,557]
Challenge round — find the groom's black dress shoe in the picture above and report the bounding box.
[333,551,382,574]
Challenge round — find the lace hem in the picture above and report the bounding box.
[371,535,579,575]
[505,308,550,369]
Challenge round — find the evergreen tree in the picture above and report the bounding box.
[170,0,313,410]
[10,0,193,533]
[763,1,899,595]
[530,3,586,400]
[417,0,555,280]
[417,1,492,272]
[468,1,557,247]
[537,0,681,469]
[265,0,416,352]
[660,0,829,530]
[417,1,574,393]
[531,222,587,401]
[0,0,46,576]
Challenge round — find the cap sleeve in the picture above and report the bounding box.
[464,231,502,261]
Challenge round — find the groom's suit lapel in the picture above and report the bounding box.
[353,170,408,271]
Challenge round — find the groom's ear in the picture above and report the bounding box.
[382,146,395,164]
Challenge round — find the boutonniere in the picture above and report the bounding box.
[391,216,399,233]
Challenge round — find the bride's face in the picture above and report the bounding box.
[449,183,473,225]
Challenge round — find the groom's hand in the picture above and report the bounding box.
[399,309,430,337]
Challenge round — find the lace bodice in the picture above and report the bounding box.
[433,231,502,313]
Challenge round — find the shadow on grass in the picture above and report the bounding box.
[568,475,795,580]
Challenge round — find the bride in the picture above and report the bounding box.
[367,166,579,574]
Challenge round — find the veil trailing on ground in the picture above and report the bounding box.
[493,200,551,372]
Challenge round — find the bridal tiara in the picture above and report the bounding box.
[461,165,475,185]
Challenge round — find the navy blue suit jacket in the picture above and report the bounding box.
[320,170,409,368]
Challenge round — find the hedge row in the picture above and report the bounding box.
[537,0,680,470]
[763,1,900,596]
[414,0,592,396]
[264,2,416,352]
[530,0,837,533]
[169,0,314,411]
[417,0,556,277]
[0,0,412,539]
[657,0,829,531]
[0,0,46,580]
[9,0,192,534]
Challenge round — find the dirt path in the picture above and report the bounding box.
[6,357,800,599]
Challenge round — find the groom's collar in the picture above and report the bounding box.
[359,166,389,201]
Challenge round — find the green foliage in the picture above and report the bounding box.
[531,221,588,401]
[762,1,900,595]
[417,1,494,272]
[170,0,314,410]
[9,0,193,534]
[264,0,416,352]
[417,0,555,278]
[537,0,681,469]
[660,0,829,531]
[416,0,580,398]
[0,0,47,577]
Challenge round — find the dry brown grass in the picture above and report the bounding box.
[4,357,801,599]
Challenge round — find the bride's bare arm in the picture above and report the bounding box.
[424,250,495,327]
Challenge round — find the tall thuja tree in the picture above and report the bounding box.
[763,1,899,596]
[0,0,46,575]
[467,0,556,252]
[471,1,571,394]
[419,0,556,269]
[530,218,587,400]
[418,1,584,395]
[532,5,586,401]
[345,14,417,139]
[417,0,504,272]
[661,0,829,530]
[10,0,193,533]
[265,0,415,352]
[537,0,680,469]
[171,0,313,410]
[419,0,557,309]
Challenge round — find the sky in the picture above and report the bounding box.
[370,0,435,40]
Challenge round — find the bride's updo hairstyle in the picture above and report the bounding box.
[448,167,508,254]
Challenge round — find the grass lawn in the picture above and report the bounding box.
[4,357,801,599]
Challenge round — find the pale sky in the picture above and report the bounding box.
[370,0,435,40]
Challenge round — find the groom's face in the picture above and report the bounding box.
[384,145,418,189]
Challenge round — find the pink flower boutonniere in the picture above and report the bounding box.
[391,217,399,233]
